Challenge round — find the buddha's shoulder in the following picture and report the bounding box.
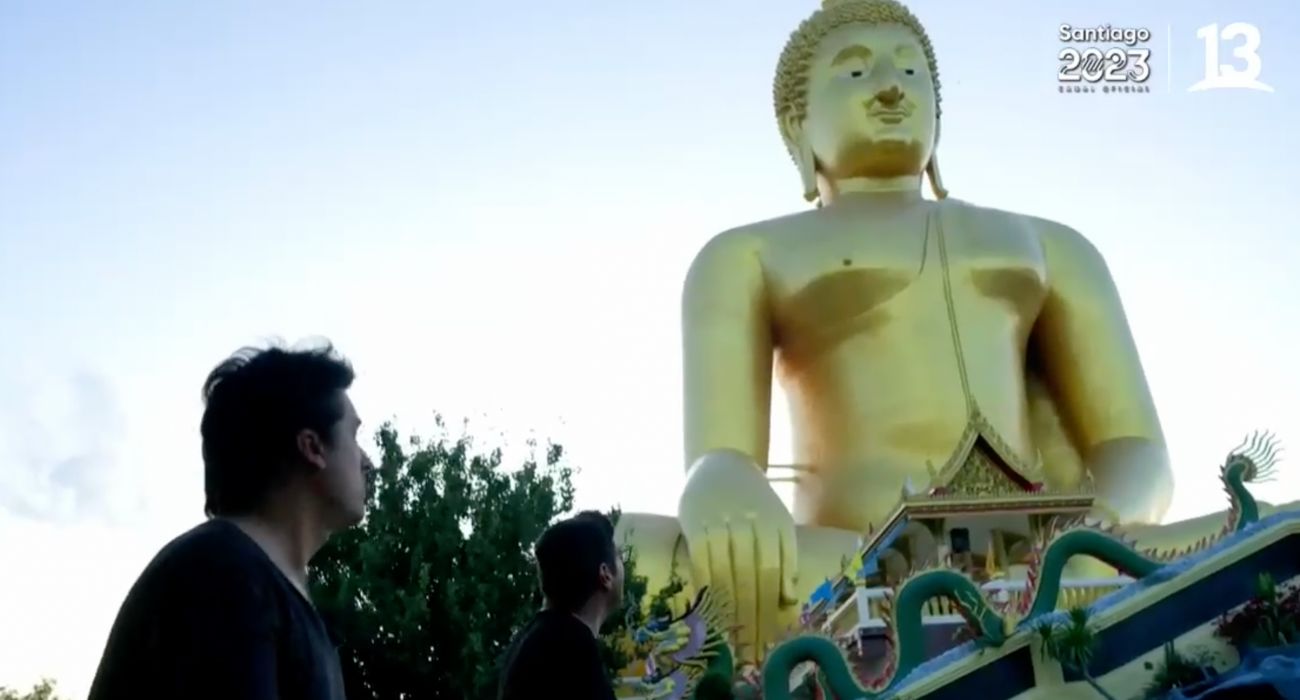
[701,205,851,249]
[943,199,1097,250]
[687,210,816,269]
[718,209,821,240]
[707,198,1083,237]
[940,198,1036,230]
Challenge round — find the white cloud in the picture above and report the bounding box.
[0,371,142,524]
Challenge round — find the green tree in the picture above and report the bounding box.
[310,419,576,700]
[0,679,64,700]
[601,508,650,680]
[602,511,688,685]
[1035,607,1116,700]
[309,420,679,699]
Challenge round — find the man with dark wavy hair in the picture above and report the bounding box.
[88,341,372,700]
[498,510,625,700]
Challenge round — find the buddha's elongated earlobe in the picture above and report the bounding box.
[782,113,820,204]
[926,153,949,200]
[926,118,948,200]
[798,137,819,203]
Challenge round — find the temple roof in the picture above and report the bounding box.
[910,409,1095,509]
[801,413,1096,619]
[844,425,1095,587]
[929,411,1041,491]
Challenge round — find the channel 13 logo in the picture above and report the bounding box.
[1189,22,1273,92]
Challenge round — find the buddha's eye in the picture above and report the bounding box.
[904,68,916,76]
[849,70,864,78]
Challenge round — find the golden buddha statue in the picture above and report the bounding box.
[616,0,1293,664]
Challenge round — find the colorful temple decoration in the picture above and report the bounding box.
[800,421,1100,638]
[604,0,1300,695]
[632,588,734,699]
[626,434,1300,699]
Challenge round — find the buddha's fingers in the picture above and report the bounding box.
[684,526,710,602]
[752,517,783,655]
[779,525,798,607]
[702,526,742,653]
[727,519,760,663]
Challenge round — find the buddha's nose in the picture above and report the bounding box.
[875,85,905,108]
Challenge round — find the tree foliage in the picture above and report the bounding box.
[309,419,676,699]
[0,679,64,700]
[1140,641,1217,699]
[1215,572,1300,649]
[601,508,649,678]
[1034,607,1116,700]
[310,419,576,700]
[603,510,688,682]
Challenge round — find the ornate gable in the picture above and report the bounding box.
[925,408,1045,497]
[942,441,1038,497]
[925,411,1045,498]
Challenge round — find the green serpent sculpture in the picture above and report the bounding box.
[624,431,1274,692]
[1212,431,1279,535]
[624,433,1281,699]
[754,432,1282,700]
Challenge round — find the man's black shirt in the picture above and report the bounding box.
[497,609,617,700]
[87,519,346,700]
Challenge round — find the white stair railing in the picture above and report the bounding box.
[825,576,1135,632]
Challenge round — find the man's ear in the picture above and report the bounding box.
[597,562,615,590]
[296,429,328,471]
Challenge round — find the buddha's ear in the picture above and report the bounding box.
[780,113,818,203]
[925,153,949,200]
[925,118,948,200]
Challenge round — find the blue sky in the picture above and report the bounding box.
[2,0,1298,695]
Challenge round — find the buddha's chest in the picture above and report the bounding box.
[768,206,1049,332]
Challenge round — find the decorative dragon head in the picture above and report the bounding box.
[1223,431,1282,484]
[634,587,735,700]
[1219,430,1284,535]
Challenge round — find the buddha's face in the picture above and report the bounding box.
[789,22,937,181]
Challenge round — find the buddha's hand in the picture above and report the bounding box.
[676,449,798,662]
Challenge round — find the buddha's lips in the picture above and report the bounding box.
[869,109,908,124]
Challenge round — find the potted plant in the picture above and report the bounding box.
[1034,607,1117,700]
[1214,573,1299,652]
[1139,641,1217,699]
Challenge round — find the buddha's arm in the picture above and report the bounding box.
[1034,221,1174,525]
[682,229,774,471]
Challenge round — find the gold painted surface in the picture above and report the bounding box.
[610,0,1287,663]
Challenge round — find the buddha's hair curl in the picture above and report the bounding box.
[773,0,942,142]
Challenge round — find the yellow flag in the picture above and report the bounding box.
[984,536,998,576]
[846,551,865,580]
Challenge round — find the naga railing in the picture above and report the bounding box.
[823,576,1135,633]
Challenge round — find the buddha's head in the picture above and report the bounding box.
[774,0,946,202]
